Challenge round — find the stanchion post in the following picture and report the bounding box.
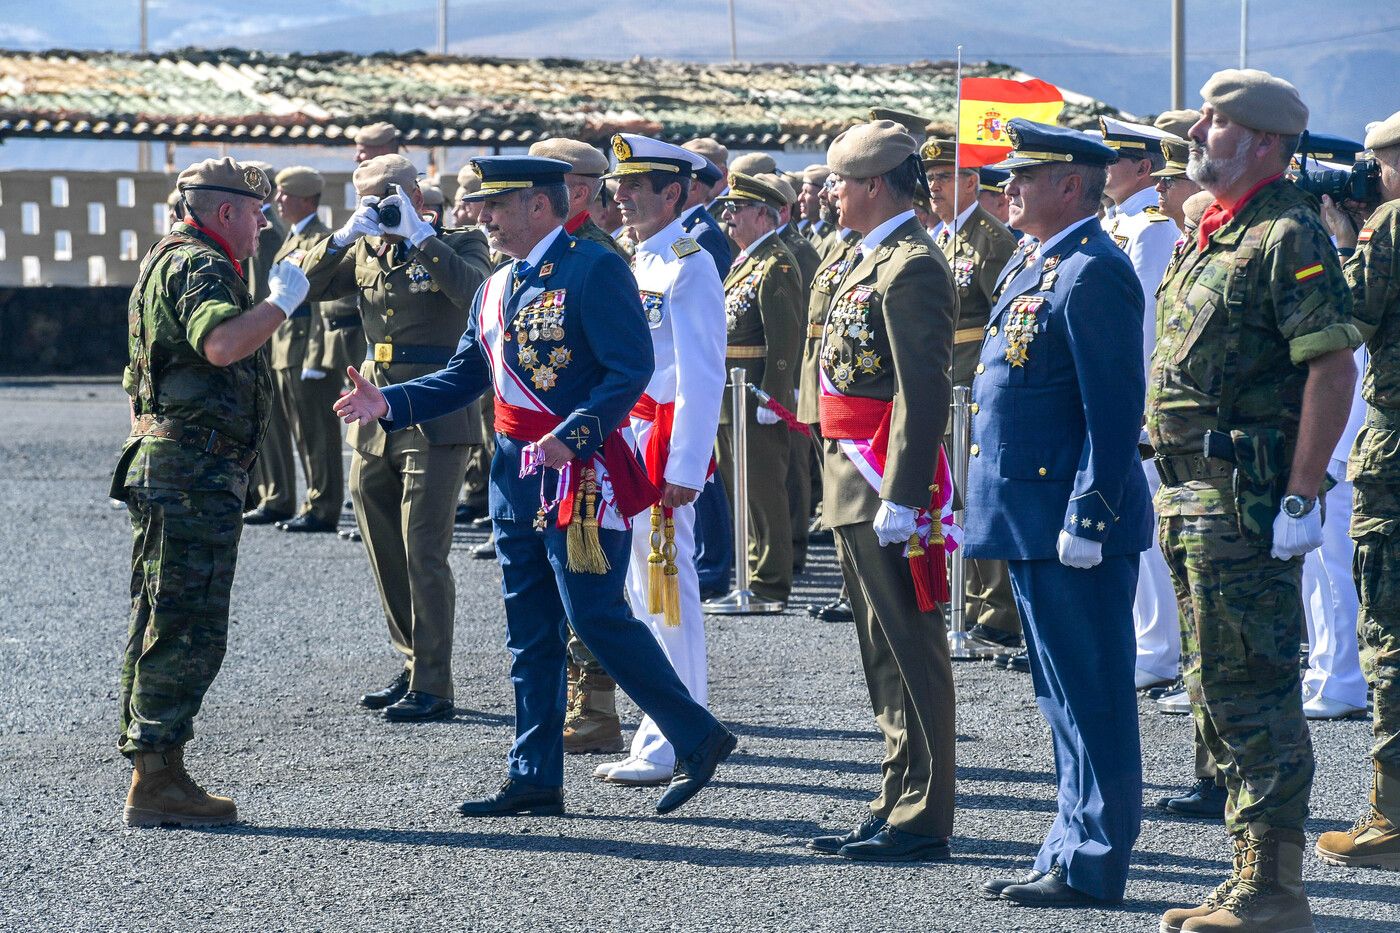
[947,385,995,659]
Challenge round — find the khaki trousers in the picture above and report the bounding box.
[716,419,792,602]
[251,369,296,514]
[276,369,344,523]
[965,557,1022,637]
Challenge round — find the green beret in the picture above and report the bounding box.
[274,165,324,198]
[352,154,419,197]
[1200,69,1308,135]
[356,122,402,148]
[176,156,270,201]
[716,171,787,210]
[1153,109,1202,139]
[528,138,610,177]
[1365,111,1400,152]
[730,152,778,175]
[828,120,918,179]
[682,138,729,167]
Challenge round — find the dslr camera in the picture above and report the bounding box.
[1293,132,1382,205]
[373,184,404,228]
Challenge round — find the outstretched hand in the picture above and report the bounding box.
[332,366,389,426]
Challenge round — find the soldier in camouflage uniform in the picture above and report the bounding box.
[1150,71,1361,933]
[112,158,310,828]
[1316,111,1400,871]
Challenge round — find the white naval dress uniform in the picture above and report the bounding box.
[1105,186,1185,683]
[1301,346,1368,710]
[624,215,727,769]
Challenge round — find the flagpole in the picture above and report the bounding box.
[952,45,963,236]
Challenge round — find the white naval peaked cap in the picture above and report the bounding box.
[605,133,708,178]
[1098,115,1176,153]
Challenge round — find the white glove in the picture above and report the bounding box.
[332,196,382,248]
[756,405,781,426]
[1056,530,1103,569]
[375,192,436,247]
[265,261,310,318]
[873,500,919,547]
[1271,502,1323,560]
[300,368,327,380]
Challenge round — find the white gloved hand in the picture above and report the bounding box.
[375,192,436,247]
[1271,502,1323,560]
[332,196,382,248]
[300,368,327,380]
[756,405,781,426]
[265,261,310,318]
[1056,530,1103,569]
[873,500,919,547]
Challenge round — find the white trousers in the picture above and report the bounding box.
[1134,460,1181,680]
[624,420,709,770]
[1301,464,1367,707]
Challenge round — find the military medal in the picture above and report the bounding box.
[406,259,437,293]
[512,289,570,390]
[954,259,975,290]
[1003,296,1045,368]
[640,290,665,325]
[822,285,881,390]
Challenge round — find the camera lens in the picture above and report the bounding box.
[377,201,401,228]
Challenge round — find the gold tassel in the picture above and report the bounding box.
[661,513,682,626]
[646,505,665,614]
[567,466,611,575]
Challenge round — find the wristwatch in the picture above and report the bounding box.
[1281,494,1318,518]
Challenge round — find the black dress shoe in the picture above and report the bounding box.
[838,825,951,862]
[455,502,486,525]
[981,868,1045,899]
[458,779,564,817]
[808,518,833,544]
[809,597,854,623]
[809,812,886,854]
[969,623,1023,650]
[359,670,409,710]
[276,512,337,533]
[997,652,1030,673]
[656,726,737,814]
[384,691,454,722]
[243,506,294,525]
[471,538,496,560]
[1148,677,1185,701]
[1158,777,1227,818]
[1001,862,1101,906]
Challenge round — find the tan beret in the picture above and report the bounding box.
[715,171,787,210]
[1200,69,1308,135]
[1365,111,1400,152]
[869,108,932,140]
[1183,190,1214,228]
[356,121,402,148]
[756,172,798,206]
[352,154,419,197]
[827,120,918,179]
[419,183,445,207]
[528,138,610,177]
[683,138,729,166]
[166,188,182,208]
[455,168,482,201]
[1153,109,1202,138]
[177,156,270,201]
[801,163,831,186]
[730,152,778,176]
[274,165,324,198]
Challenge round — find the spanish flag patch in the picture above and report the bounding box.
[1294,263,1325,283]
[1359,228,1375,244]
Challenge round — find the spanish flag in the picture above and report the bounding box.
[957,77,1065,167]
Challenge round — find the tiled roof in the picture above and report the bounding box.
[0,48,1129,149]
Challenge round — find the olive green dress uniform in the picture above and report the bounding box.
[248,222,298,515]
[940,204,1020,641]
[300,225,491,700]
[1148,177,1359,837]
[272,215,344,524]
[797,230,862,427]
[572,214,631,262]
[779,222,823,290]
[777,221,824,568]
[820,213,957,840]
[717,230,804,602]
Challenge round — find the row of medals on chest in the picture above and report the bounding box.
[513,289,571,391]
[1002,254,1058,368]
[820,263,882,391]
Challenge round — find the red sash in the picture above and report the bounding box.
[629,393,675,487]
[819,394,893,459]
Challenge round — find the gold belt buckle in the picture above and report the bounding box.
[373,342,393,364]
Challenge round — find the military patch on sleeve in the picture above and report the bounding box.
[1294,262,1325,283]
[1359,228,1375,244]
[671,237,701,258]
[1113,234,1130,249]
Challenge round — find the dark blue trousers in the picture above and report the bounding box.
[494,517,719,787]
[692,476,733,593]
[1007,555,1142,902]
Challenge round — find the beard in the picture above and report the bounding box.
[1187,132,1256,189]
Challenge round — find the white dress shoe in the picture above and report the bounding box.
[1135,667,1173,691]
[1303,693,1366,720]
[1156,686,1192,715]
[603,757,673,786]
[593,759,627,780]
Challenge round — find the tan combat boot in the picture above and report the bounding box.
[1182,824,1314,933]
[1316,760,1400,870]
[562,669,625,754]
[565,659,581,710]
[124,748,238,828]
[1160,832,1247,933]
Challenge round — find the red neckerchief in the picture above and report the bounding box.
[1196,173,1282,251]
[564,211,591,234]
[181,219,244,277]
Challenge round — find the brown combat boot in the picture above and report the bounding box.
[1181,824,1314,932]
[563,669,624,754]
[565,659,581,709]
[124,748,238,828]
[1160,832,1248,933]
[1316,760,1400,870]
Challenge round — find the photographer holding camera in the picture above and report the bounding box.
[1316,110,1400,872]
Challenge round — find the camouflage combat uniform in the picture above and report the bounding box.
[1147,178,1359,835]
[111,221,270,756]
[1347,199,1400,767]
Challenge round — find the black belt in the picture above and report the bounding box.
[130,414,257,470]
[366,343,455,365]
[1365,405,1400,431]
[1153,453,1234,487]
[325,314,361,332]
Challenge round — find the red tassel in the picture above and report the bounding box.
[906,534,949,613]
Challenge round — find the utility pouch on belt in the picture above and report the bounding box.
[1227,428,1286,541]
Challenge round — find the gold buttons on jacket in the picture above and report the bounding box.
[988,325,998,336]
[970,403,979,414]
[1038,467,1047,476]
[970,444,980,456]
[386,308,395,317]
[975,363,985,375]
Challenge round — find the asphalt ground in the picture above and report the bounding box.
[1,380,1397,932]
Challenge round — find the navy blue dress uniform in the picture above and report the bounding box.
[963,121,1153,903]
[374,157,734,810]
